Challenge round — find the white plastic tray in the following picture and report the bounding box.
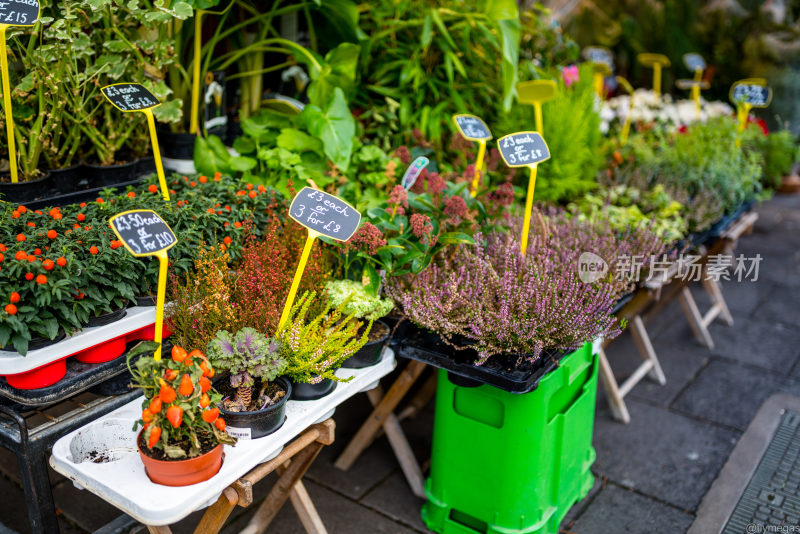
[50,348,396,526]
[0,306,157,374]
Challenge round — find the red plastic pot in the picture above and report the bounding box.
[129,324,173,343]
[73,336,127,364]
[137,432,223,486]
[6,359,67,389]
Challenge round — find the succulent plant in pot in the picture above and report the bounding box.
[206,328,291,439]
[129,342,236,487]
[325,279,394,368]
[277,291,371,400]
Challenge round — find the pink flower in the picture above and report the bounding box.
[410,213,433,238]
[562,65,579,88]
[427,172,447,195]
[489,182,515,207]
[443,195,468,221]
[348,223,387,255]
[388,185,409,208]
[394,146,411,165]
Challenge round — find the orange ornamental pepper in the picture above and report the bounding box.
[159,383,177,404]
[178,374,194,397]
[147,426,162,448]
[166,405,183,428]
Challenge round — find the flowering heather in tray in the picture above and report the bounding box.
[385,206,665,364]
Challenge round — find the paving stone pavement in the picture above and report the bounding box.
[0,195,796,533]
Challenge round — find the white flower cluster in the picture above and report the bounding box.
[599,89,733,133]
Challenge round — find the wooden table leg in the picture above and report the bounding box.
[334,360,426,472]
[192,487,239,534]
[239,441,326,534]
[289,480,327,534]
[596,346,630,424]
[146,526,172,534]
[678,286,715,349]
[629,315,666,385]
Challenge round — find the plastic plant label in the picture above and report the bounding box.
[225,426,252,440]
[453,114,492,141]
[676,79,710,90]
[101,83,160,113]
[289,187,361,241]
[583,46,614,69]
[637,53,670,67]
[683,53,706,72]
[401,156,430,190]
[0,0,39,26]
[109,210,177,257]
[730,82,772,108]
[517,79,558,105]
[497,132,550,168]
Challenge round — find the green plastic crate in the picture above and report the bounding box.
[422,342,598,534]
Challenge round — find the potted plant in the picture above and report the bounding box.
[206,327,291,439]
[324,279,393,368]
[277,291,371,400]
[129,342,236,487]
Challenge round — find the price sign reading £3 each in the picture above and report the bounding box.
[288,187,361,242]
[109,210,177,361]
[497,132,550,167]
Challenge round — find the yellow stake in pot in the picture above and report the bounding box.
[452,114,492,197]
[730,78,771,149]
[615,76,635,146]
[517,80,558,135]
[496,132,551,256]
[637,53,671,104]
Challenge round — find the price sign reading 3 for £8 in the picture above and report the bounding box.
[109,210,177,361]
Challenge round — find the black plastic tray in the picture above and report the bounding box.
[23,176,146,210]
[688,200,756,247]
[0,340,170,407]
[395,321,563,394]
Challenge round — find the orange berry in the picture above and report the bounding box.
[56,257,66,267]
[10,211,19,219]
[89,246,99,255]
[24,273,34,281]
[79,202,87,208]
[223,236,231,245]
[35,274,47,285]
[33,248,41,256]
[127,191,136,198]
[246,183,253,190]
[148,184,158,193]
[0,253,4,262]
[16,234,25,242]
[77,213,85,222]
[15,251,26,261]
[47,230,57,239]
[0,244,6,252]
[234,222,242,229]
[43,260,54,271]
[96,198,103,203]
[26,222,35,227]
[199,176,207,183]
[190,181,197,187]
[4,304,16,315]
[17,205,26,214]
[26,255,35,263]
[258,185,266,193]
[214,172,221,181]
[207,208,215,214]
[10,292,19,303]
[249,190,257,199]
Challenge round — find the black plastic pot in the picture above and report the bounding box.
[158,131,195,160]
[342,320,390,369]
[84,160,138,188]
[1,331,67,353]
[220,377,291,439]
[135,295,156,307]
[49,164,85,195]
[136,157,156,176]
[290,376,337,401]
[0,172,54,203]
[87,306,128,328]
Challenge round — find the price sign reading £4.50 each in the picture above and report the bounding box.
[498,132,551,257]
[101,83,170,201]
[278,188,362,331]
[109,210,177,361]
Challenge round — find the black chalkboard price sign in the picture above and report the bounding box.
[453,114,492,141]
[108,210,177,257]
[583,46,613,69]
[0,0,39,27]
[730,82,772,108]
[101,83,160,113]
[289,187,361,242]
[497,132,550,168]
[683,53,706,72]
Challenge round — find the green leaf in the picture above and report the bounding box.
[362,263,381,296]
[486,0,518,21]
[430,9,456,49]
[153,99,183,124]
[172,2,194,19]
[233,136,255,155]
[229,156,257,172]
[193,135,231,176]
[308,43,360,106]
[299,88,355,171]
[277,128,324,155]
[495,18,521,112]
[438,232,475,245]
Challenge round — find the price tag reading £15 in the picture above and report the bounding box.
[289,187,361,242]
[0,0,39,26]
[497,132,550,167]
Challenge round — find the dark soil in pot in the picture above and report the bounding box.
[290,375,337,401]
[342,320,390,369]
[216,377,291,439]
[0,172,54,203]
[87,305,128,328]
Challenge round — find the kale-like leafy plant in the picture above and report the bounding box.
[325,279,394,320]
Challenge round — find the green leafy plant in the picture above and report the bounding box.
[277,291,370,383]
[325,279,393,320]
[206,328,286,412]
[743,127,800,188]
[129,342,235,459]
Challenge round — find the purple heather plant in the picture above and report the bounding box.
[385,205,667,365]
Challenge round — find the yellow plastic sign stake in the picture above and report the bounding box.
[615,76,635,146]
[0,1,41,183]
[517,80,558,134]
[277,188,362,332]
[108,210,178,361]
[497,132,551,256]
[730,79,771,148]
[692,68,703,117]
[676,78,710,121]
[637,53,671,103]
[101,83,169,201]
[592,63,611,98]
[452,114,492,197]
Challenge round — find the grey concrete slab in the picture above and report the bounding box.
[706,316,800,372]
[361,470,430,533]
[752,283,800,327]
[221,479,421,534]
[570,483,694,534]
[672,358,800,431]
[592,399,740,511]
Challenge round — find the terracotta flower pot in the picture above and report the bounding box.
[137,432,223,486]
